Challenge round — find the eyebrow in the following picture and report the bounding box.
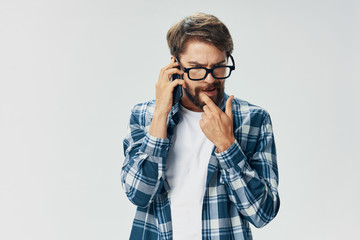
[187,59,227,67]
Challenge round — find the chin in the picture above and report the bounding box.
[184,87,224,110]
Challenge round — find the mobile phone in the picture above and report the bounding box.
[170,62,183,106]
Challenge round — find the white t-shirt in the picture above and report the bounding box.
[166,105,214,240]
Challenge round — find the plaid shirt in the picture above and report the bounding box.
[121,94,280,240]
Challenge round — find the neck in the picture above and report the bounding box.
[180,96,203,112]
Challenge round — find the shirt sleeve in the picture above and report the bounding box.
[120,108,171,208]
[215,112,280,228]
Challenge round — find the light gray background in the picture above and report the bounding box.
[1,0,359,239]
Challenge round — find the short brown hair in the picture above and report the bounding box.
[166,13,234,57]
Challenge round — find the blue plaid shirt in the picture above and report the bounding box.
[121,94,280,240]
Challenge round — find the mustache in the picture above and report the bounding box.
[195,82,222,92]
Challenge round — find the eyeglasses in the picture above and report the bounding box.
[176,53,235,81]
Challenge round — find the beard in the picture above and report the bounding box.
[183,81,224,109]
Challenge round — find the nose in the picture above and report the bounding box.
[203,72,215,84]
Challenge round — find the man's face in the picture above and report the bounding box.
[178,41,227,112]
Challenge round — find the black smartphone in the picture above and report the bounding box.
[170,61,183,106]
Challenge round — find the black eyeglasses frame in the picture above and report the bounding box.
[175,53,235,81]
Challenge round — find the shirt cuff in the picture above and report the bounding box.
[215,140,247,170]
[140,133,171,158]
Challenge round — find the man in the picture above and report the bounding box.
[121,13,280,240]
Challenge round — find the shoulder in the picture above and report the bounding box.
[129,100,156,126]
[231,96,271,126]
[131,100,156,115]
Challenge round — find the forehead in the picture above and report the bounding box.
[180,40,227,63]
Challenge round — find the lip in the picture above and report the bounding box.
[201,88,217,96]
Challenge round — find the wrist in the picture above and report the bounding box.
[153,110,169,120]
[149,111,169,139]
[153,105,171,118]
[216,137,235,153]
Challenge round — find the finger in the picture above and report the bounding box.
[160,61,180,74]
[202,105,212,116]
[199,118,205,129]
[165,68,184,79]
[170,79,185,89]
[201,112,207,121]
[225,95,234,120]
[200,93,219,112]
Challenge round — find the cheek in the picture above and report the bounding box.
[184,79,195,91]
[217,80,225,89]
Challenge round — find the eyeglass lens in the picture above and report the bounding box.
[188,66,231,80]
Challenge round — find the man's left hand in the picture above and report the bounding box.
[200,94,235,152]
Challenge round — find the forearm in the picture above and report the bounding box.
[121,133,170,207]
[149,112,168,139]
[216,140,280,227]
[221,167,280,228]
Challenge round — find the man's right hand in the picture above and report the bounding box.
[149,58,184,138]
[154,58,184,116]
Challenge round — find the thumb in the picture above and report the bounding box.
[225,95,234,120]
